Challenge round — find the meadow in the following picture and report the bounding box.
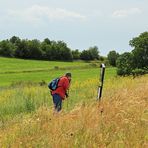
[0,57,147,147]
[0,57,114,86]
[0,57,116,119]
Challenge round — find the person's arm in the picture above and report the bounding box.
[63,78,70,97]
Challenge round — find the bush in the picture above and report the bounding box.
[116,52,133,76]
[107,50,119,66]
[132,68,148,77]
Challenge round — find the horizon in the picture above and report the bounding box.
[0,0,148,56]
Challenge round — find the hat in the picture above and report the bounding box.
[65,72,72,77]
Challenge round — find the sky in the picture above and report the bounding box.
[0,0,148,56]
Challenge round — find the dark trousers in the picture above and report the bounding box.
[52,94,62,112]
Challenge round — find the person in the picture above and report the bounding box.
[51,72,71,112]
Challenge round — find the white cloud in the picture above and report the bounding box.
[112,8,142,18]
[7,5,86,23]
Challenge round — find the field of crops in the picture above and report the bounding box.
[0,57,147,147]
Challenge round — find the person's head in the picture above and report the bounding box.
[65,72,72,82]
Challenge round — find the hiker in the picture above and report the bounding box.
[51,72,72,112]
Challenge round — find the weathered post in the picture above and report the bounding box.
[97,63,105,101]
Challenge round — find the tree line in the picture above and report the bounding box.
[0,36,100,61]
[0,32,147,76]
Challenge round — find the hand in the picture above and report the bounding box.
[65,92,69,98]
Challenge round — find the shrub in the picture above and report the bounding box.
[116,52,133,76]
[132,68,148,77]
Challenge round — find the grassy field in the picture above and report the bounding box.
[0,57,89,73]
[0,57,147,147]
[0,57,116,86]
[0,57,116,119]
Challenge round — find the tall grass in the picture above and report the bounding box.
[0,78,99,120]
[0,75,148,147]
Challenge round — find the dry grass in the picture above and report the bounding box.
[0,75,148,147]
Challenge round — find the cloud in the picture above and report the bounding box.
[112,8,142,18]
[7,5,86,23]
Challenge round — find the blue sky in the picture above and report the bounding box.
[0,0,148,56]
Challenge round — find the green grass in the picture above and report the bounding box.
[0,57,147,147]
[0,57,116,120]
[0,74,147,147]
[0,57,116,86]
[0,57,89,73]
[0,57,116,119]
[0,67,116,86]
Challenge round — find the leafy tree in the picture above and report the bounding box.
[116,52,134,76]
[72,49,81,60]
[116,32,148,76]
[59,47,73,61]
[15,40,29,58]
[40,42,51,59]
[49,41,59,60]
[41,40,73,61]
[56,41,73,61]
[27,39,42,59]
[0,40,15,57]
[80,50,92,60]
[80,46,100,60]
[44,45,53,60]
[43,38,51,45]
[10,36,20,44]
[0,36,102,62]
[88,46,100,60]
[107,50,119,66]
[129,31,148,69]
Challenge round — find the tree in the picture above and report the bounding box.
[80,46,100,61]
[27,39,43,59]
[116,52,134,76]
[40,42,51,60]
[80,50,92,60]
[10,36,20,44]
[43,38,51,45]
[56,41,73,61]
[107,50,119,66]
[15,39,29,58]
[72,49,81,60]
[129,31,148,69]
[88,46,100,60]
[0,40,15,57]
[116,32,148,76]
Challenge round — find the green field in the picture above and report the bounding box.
[0,57,148,147]
[0,57,90,73]
[0,57,116,86]
[0,57,116,119]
